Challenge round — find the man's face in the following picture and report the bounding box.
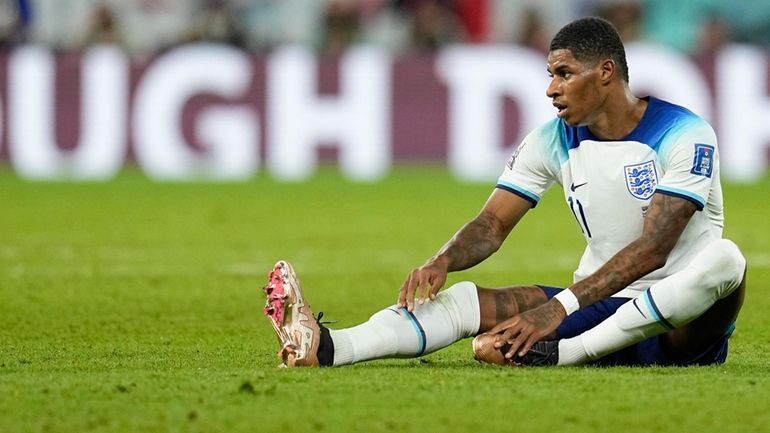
[546,49,605,126]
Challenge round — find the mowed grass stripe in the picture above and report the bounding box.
[1,166,769,433]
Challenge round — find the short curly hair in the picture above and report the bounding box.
[549,17,629,83]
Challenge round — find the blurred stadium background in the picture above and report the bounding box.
[0,0,769,182]
[2,2,770,433]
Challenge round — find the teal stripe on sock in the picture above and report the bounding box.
[644,290,675,330]
[401,308,427,356]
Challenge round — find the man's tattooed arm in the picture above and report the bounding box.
[570,192,697,308]
[428,189,533,272]
[434,210,509,272]
[398,190,531,310]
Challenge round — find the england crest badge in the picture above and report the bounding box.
[624,160,658,200]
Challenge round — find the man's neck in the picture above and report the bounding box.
[587,90,648,140]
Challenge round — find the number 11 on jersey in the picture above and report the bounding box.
[567,196,592,238]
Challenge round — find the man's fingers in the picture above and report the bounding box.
[405,274,416,311]
[396,274,412,308]
[407,272,425,311]
[399,272,417,311]
[491,318,518,343]
[397,262,447,311]
[489,321,509,336]
[399,265,448,310]
[505,332,527,360]
[519,334,540,357]
[418,272,444,304]
[489,324,505,336]
[429,275,444,300]
[417,275,429,305]
[493,326,516,348]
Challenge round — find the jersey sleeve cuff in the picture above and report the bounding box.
[495,181,540,207]
[654,187,705,211]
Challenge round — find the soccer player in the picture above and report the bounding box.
[262,17,746,367]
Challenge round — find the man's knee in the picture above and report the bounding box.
[471,333,508,365]
[690,239,746,298]
[439,281,478,301]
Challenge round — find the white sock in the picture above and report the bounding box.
[558,239,745,366]
[329,281,481,366]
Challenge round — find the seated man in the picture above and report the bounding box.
[261,17,747,368]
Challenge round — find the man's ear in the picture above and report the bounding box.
[599,59,615,85]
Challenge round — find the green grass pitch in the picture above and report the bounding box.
[1,166,769,433]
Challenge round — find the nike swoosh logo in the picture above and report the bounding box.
[570,182,587,192]
[632,298,647,318]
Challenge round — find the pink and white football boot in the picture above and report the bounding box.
[262,261,322,367]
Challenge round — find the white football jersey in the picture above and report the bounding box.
[497,97,723,297]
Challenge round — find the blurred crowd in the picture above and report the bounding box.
[1,0,770,58]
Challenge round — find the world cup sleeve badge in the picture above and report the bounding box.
[624,160,658,200]
[690,143,714,178]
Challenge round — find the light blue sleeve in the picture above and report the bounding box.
[496,119,563,207]
[655,117,718,211]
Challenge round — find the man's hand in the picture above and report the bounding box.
[489,299,566,360]
[395,191,532,312]
[397,257,449,311]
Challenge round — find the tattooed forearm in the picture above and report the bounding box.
[572,193,697,307]
[531,301,565,330]
[435,210,507,272]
